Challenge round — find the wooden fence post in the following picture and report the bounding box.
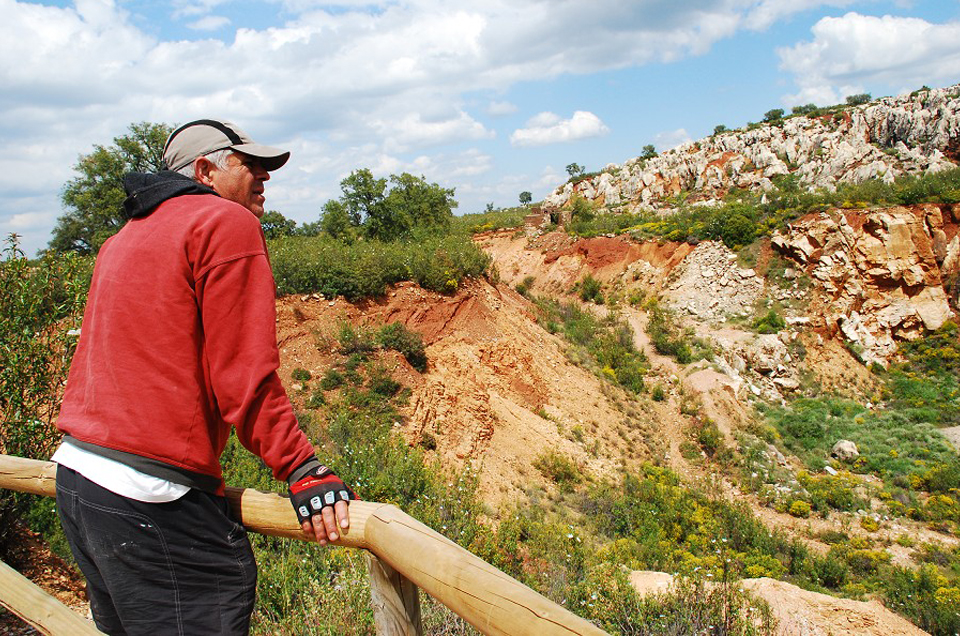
[366,553,422,636]
[0,455,609,636]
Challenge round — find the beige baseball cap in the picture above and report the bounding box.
[163,119,290,172]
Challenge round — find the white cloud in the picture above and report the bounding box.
[654,128,692,152]
[744,0,858,30]
[486,100,518,116]
[171,0,229,19]
[778,13,960,105]
[2,0,950,254]
[188,15,231,31]
[510,111,609,147]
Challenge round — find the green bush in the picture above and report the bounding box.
[752,309,786,334]
[532,297,648,394]
[376,322,427,372]
[319,369,345,390]
[534,451,583,491]
[577,274,604,304]
[884,565,960,636]
[269,234,490,300]
[0,236,90,557]
[645,299,712,364]
[515,275,536,297]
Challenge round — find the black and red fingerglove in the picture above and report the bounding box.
[287,458,357,524]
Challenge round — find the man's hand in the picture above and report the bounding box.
[288,459,356,545]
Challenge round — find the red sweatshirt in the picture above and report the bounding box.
[57,193,315,494]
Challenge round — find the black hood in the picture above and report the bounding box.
[122,171,217,219]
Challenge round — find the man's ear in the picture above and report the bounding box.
[194,157,216,188]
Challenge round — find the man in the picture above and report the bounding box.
[53,119,354,635]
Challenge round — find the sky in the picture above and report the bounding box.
[2,0,960,256]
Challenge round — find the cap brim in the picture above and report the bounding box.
[232,143,290,171]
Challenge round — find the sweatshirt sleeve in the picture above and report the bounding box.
[193,217,315,482]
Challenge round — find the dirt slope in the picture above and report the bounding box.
[276,279,658,508]
[629,572,928,636]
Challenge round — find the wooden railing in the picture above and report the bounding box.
[0,454,608,636]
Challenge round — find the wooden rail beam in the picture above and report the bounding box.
[0,454,608,636]
[0,559,103,635]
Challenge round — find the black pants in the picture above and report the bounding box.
[56,465,257,636]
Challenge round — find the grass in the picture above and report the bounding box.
[531,296,648,394]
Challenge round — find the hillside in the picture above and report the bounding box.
[544,84,960,212]
[271,219,955,634]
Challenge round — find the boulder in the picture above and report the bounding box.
[831,440,860,461]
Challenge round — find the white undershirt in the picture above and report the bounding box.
[52,440,190,503]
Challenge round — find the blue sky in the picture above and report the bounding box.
[2,0,959,255]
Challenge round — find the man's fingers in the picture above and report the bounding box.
[321,505,339,541]
[334,500,350,529]
[302,500,352,544]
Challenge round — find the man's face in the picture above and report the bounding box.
[205,151,270,217]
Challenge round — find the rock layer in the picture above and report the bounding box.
[544,85,960,212]
[772,205,959,365]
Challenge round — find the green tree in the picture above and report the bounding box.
[792,103,818,115]
[340,168,387,228]
[260,211,298,239]
[519,191,533,206]
[641,144,657,159]
[846,93,872,106]
[763,108,785,123]
[319,199,355,242]
[383,172,456,238]
[566,163,584,178]
[713,124,727,135]
[50,122,172,255]
[320,169,457,242]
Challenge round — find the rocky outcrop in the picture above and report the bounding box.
[772,204,959,366]
[661,241,764,322]
[544,85,960,212]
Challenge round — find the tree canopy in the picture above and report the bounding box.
[320,168,456,242]
[50,122,172,254]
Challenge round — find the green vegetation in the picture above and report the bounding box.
[576,274,604,304]
[269,233,490,299]
[453,206,528,234]
[51,122,172,254]
[645,298,712,364]
[743,323,960,634]
[0,235,90,558]
[531,296,648,394]
[319,168,457,243]
[566,167,960,250]
[752,309,786,334]
[763,108,785,123]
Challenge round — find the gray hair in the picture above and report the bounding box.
[174,149,233,180]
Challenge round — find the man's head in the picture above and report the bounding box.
[163,119,290,217]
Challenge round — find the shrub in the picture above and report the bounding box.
[336,322,376,355]
[515,275,536,297]
[752,309,786,334]
[789,501,812,518]
[534,451,583,491]
[0,236,90,557]
[269,234,490,300]
[291,367,311,382]
[645,299,712,364]
[319,369,345,390]
[376,322,427,372]
[577,274,604,304]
